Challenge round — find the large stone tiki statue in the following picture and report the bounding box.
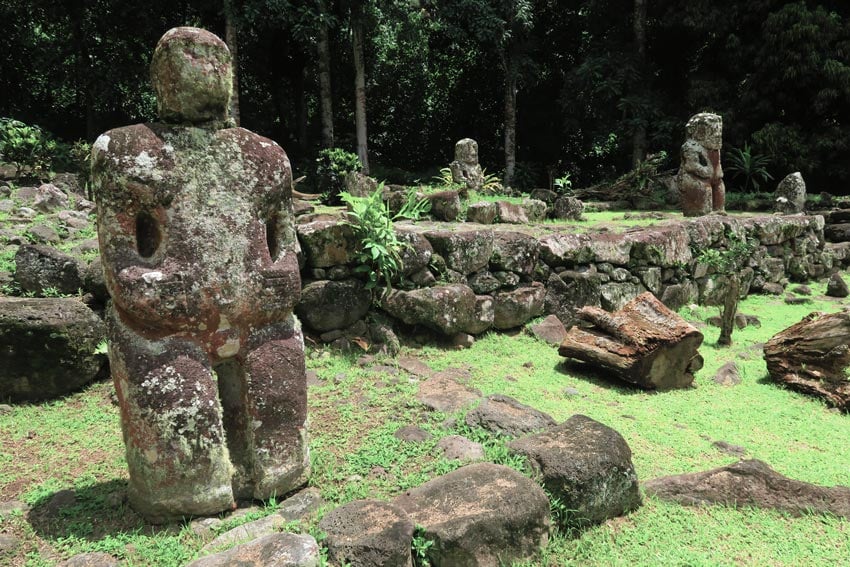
[676,113,726,217]
[92,27,308,522]
[449,138,485,197]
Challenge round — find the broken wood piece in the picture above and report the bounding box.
[558,292,704,390]
[763,309,850,412]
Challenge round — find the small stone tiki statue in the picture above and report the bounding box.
[676,113,726,217]
[92,27,308,522]
[449,138,485,197]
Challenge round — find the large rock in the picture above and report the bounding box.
[427,190,462,222]
[0,298,106,402]
[319,500,414,567]
[465,395,556,437]
[296,279,371,332]
[417,372,482,413]
[774,172,806,214]
[383,284,479,336]
[14,244,86,295]
[508,415,641,528]
[490,232,539,276]
[826,272,849,298]
[32,183,70,213]
[551,196,583,220]
[492,284,545,329]
[466,202,497,225]
[543,271,603,327]
[296,219,357,268]
[393,463,550,567]
[396,228,433,276]
[343,171,378,198]
[188,533,320,567]
[424,229,494,275]
[644,459,850,518]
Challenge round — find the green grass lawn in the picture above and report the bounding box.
[1,279,848,566]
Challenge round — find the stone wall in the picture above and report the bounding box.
[295,212,844,343]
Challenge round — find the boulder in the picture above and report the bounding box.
[659,281,699,311]
[467,295,495,335]
[32,183,69,213]
[490,232,539,275]
[436,435,485,462]
[296,219,357,268]
[466,202,498,225]
[14,244,86,295]
[600,282,645,312]
[319,500,414,567]
[393,463,550,567]
[468,271,501,294]
[296,279,371,333]
[526,314,568,346]
[508,415,641,528]
[465,394,556,437]
[492,284,546,329]
[0,297,106,402]
[187,533,320,567]
[712,361,741,386]
[826,272,849,298]
[57,553,119,567]
[383,284,479,336]
[424,229,494,275]
[543,271,603,327]
[644,459,850,518]
[427,190,462,222]
[417,372,481,413]
[496,201,530,224]
[551,196,583,220]
[343,171,379,198]
[26,223,61,244]
[774,172,806,214]
[396,229,433,276]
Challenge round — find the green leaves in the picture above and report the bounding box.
[726,143,774,193]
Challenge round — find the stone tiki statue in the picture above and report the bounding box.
[449,138,485,197]
[92,27,308,522]
[676,113,726,217]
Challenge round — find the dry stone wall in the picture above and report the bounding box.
[295,213,841,339]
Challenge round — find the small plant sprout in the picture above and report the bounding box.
[411,526,434,567]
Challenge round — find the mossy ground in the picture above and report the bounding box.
[1,274,848,566]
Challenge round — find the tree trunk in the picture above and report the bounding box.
[503,64,517,188]
[224,0,241,126]
[352,8,369,173]
[764,310,850,412]
[317,5,335,148]
[295,64,308,152]
[630,0,647,168]
[717,275,739,346]
[559,292,704,390]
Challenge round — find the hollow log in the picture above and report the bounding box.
[558,292,704,390]
[763,309,850,412]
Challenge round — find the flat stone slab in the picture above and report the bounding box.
[465,394,556,437]
[189,533,319,567]
[643,459,850,517]
[319,499,414,567]
[393,462,550,567]
[417,373,481,413]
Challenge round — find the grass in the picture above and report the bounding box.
[2,276,848,566]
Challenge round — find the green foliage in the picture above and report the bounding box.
[553,173,573,194]
[726,143,773,192]
[316,148,362,202]
[340,184,429,291]
[0,118,57,177]
[479,168,502,194]
[696,232,756,275]
[433,167,454,187]
[411,526,434,567]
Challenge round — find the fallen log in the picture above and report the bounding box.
[763,309,850,412]
[558,292,704,390]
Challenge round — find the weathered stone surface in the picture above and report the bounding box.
[343,171,378,198]
[493,283,546,329]
[83,257,109,304]
[600,282,645,312]
[0,535,21,556]
[57,552,119,567]
[0,298,106,402]
[676,113,725,216]
[383,284,479,336]
[393,463,550,567]
[417,372,482,413]
[394,425,432,443]
[189,533,320,567]
[450,138,485,196]
[436,435,485,462]
[92,27,308,523]
[465,394,556,437]
[468,271,501,294]
[496,201,531,224]
[826,272,849,298]
[522,199,548,222]
[527,314,568,345]
[508,414,641,528]
[27,223,61,243]
[296,279,371,333]
[466,201,497,224]
[32,183,69,212]
[296,219,357,268]
[490,232,539,275]
[544,271,603,326]
[424,229,494,274]
[551,196,584,220]
[319,500,414,567]
[468,295,495,335]
[644,459,850,518]
[427,190,462,222]
[775,172,806,214]
[396,228,432,276]
[712,361,741,386]
[14,244,86,295]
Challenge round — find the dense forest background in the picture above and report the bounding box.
[1,0,849,192]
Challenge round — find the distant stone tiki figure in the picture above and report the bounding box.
[450,138,485,197]
[92,27,308,522]
[676,113,726,216]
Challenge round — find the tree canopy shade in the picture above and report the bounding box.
[2,0,849,193]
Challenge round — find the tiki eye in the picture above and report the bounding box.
[136,211,161,258]
[266,213,279,261]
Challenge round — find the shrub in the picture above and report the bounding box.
[726,143,773,193]
[0,118,58,178]
[316,148,362,203]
